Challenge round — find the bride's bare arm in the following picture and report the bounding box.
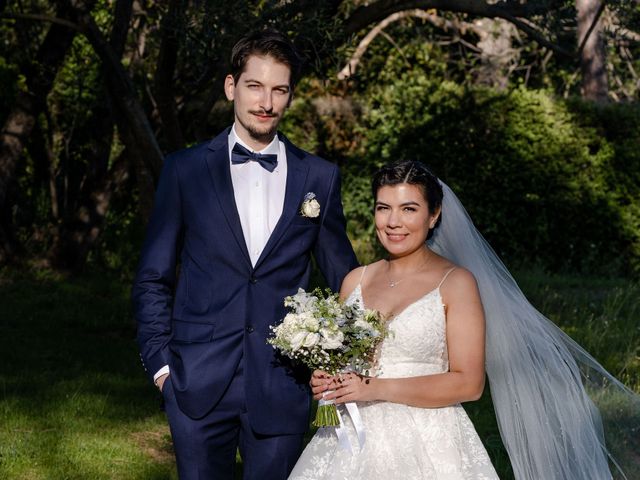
[326,268,487,407]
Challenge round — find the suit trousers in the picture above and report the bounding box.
[163,359,305,479]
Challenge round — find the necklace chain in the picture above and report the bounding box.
[386,253,432,288]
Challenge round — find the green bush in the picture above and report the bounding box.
[358,84,640,275]
[282,74,640,275]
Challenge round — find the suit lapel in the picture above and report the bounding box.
[205,129,252,268]
[254,135,309,270]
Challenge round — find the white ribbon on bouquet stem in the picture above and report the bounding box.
[319,394,366,453]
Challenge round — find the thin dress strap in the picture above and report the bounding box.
[437,267,457,289]
[358,265,368,285]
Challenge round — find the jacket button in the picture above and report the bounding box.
[250,276,257,284]
[246,325,255,333]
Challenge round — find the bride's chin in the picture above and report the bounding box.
[385,244,429,258]
[383,244,411,257]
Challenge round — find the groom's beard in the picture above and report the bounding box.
[240,110,281,144]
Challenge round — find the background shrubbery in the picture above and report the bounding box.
[281,42,640,276]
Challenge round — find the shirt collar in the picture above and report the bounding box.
[229,124,280,156]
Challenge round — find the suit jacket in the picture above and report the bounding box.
[133,128,358,434]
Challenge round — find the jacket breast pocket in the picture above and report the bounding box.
[286,222,320,252]
[171,319,215,344]
[289,215,320,227]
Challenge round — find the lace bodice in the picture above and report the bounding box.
[347,285,449,379]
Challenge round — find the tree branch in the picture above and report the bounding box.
[0,12,83,32]
[69,2,164,180]
[338,9,481,79]
[344,0,573,59]
[498,12,572,58]
[1,3,163,180]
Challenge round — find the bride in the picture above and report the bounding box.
[289,161,639,480]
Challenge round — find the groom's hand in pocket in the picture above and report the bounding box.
[156,373,169,392]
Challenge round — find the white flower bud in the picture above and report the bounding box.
[301,198,320,218]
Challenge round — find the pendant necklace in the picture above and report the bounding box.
[386,253,432,288]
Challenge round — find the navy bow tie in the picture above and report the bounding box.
[231,143,278,172]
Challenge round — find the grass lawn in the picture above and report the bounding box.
[0,267,638,479]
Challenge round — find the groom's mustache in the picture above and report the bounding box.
[250,109,277,117]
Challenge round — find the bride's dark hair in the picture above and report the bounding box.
[372,160,443,239]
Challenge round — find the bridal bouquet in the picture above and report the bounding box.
[268,288,386,427]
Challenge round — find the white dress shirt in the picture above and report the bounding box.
[228,124,287,266]
[154,125,287,384]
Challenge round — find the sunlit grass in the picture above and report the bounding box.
[0,268,177,479]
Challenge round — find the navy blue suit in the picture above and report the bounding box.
[133,128,358,478]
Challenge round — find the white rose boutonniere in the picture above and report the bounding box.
[301,192,321,218]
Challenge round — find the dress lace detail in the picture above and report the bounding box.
[289,284,499,480]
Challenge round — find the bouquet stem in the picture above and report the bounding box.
[313,394,340,427]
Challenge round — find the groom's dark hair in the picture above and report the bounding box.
[230,29,303,90]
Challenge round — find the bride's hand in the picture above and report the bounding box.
[310,369,338,400]
[323,372,378,403]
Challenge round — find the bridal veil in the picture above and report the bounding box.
[429,182,639,480]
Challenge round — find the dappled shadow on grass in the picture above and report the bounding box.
[0,268,177,479]
[513,269,640,391]
[590,386,640,480]
[130,425,175,466]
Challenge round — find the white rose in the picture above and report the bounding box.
[302,198,320,218]
[320,328,344,349]
[290,330,308,351]
[302,314,320,332]
[302,332,320,348]
[282,313,298,327]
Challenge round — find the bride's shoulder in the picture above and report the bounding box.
[438,264,479,297]
[339,261,385,299]
[339,266,364,300]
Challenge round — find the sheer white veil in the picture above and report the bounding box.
[428,181,640,480]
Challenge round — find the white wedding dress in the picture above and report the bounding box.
[289,270,499,480]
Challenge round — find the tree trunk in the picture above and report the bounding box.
[62,0,164,226]
[0,0,81,264]
[69,0,164,182]
[153,0,186,152]
[47,150,131,271]
[576,0,608,101]
[474,18,519,89]
[48,0,135,271]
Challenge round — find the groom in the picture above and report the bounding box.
[133,29,357,479]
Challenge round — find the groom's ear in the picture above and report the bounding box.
[224,75,235,101]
